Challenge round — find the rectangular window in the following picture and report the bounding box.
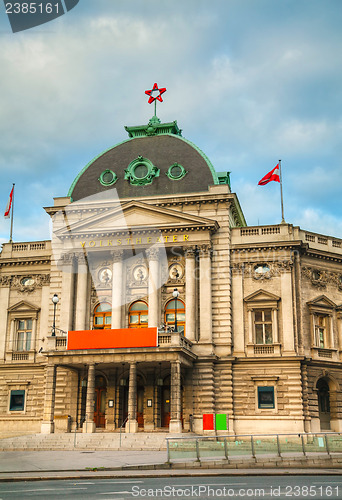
[9,390,25,411]
[17,319,32,351]
[315,315,328,348]
[254,309,273,344]
[258,386,275,409]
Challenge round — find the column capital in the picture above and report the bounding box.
[146,247,160,261]
[60,252,75,265]
[75,252,87,266]
[198,244,212,258]
[111,249,124,262]
[184,246,197,258]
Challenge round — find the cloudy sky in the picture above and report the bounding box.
[0,0,341,243]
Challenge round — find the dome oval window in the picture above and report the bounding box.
[167,163,187,181]
[99,169,117,186]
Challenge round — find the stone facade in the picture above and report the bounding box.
[0,119,341,436]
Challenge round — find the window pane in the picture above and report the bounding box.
[10,390,25,411]
[18,320,25,330]
[258,387,275,409]
[130,301,148,311]
[130,315,139,324]
[96,303,111,312]
[17,332,24,351]
[105,316,112,325]
[177,313,185,321]
[254,311,262,322]
[264,309,272,322]
[255,325,263,344]
[140,314,148,323]
[166,313,175,323]
[95,316,104,325]
[26,319,33,329]
[265,324,273,344]
[25,332,31,351]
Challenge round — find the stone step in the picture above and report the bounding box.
[0,431,189,451]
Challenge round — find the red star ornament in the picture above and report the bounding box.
[145,83,167,104]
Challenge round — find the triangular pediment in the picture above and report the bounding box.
[307,295,336,309]
[8,300,40,313]
[55,200,219,238]
[244,289,280,303]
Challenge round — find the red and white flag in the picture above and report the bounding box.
[258,164,280,185]
[4,186,14,219]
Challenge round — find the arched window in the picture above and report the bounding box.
[128,301,148,328]
[165,299,185,334]
[93,303,112,329]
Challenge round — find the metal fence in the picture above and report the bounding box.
[166,432,342,462]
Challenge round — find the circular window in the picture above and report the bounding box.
[254,264,270,276]
[124,156,160,186]
[167,163,187,180]
[21,277,35,287]
[99,169,117,186]
[134,164,149,179]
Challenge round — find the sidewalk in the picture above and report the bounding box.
[0,450,341,482]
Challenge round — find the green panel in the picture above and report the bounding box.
[215,413,228,430]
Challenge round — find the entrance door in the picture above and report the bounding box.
[317,379,331,430]
[161,386,170,428]
[94,376,106,428]
[137,386,144,428]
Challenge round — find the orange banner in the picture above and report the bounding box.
[67,327,158,350]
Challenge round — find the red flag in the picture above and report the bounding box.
[4,186,14,219]
[258,164,280,185]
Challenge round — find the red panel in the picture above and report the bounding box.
[67,328,158,350]
[203,413,215,430]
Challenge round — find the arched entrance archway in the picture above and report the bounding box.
[317,378,330,430]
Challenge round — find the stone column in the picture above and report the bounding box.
[83,363,96,433]
[41,364,57,434]
[232,265,245,356]
[185,247,196,341]
[280,267,296,355]
[169,360,182,433]
[75,254,88,331]
[147,248,160,328]
[0,279,10,360]
[60,253,75,333]
[126,362,138,432]
[199,245,212,343]
[111,250,123,329]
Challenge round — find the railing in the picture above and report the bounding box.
[166,432,342,463]
[12,242,47,252]
[120,414,130,447]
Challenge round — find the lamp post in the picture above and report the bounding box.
[173,288,179,332]
[52,293,59,336]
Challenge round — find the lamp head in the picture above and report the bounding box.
[172,288,179,298]
[52,293,59,305]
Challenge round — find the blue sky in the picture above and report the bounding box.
[0,0,341,243]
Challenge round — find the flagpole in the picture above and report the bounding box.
[279,160,285,223]
[9,183,15,243]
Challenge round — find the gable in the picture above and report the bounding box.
[8,301,40,313]
[307,295,336,310]
[54,200,219,238]
[244,289,280,303]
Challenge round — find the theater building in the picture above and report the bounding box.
[0,114,341,436]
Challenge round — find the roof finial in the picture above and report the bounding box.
[145,83,166,118]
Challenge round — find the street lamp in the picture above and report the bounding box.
[172,288,179,332]
[51,293,59,337]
